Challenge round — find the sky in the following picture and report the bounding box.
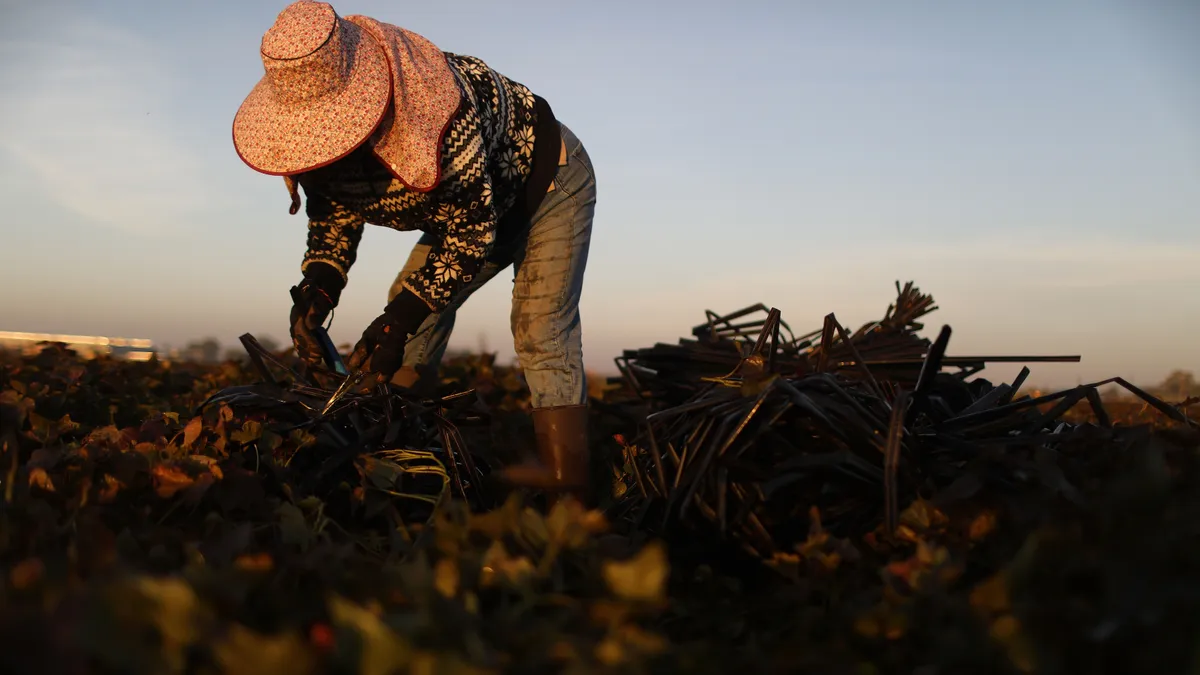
[0,0,1197,388]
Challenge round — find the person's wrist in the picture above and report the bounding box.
[382,290,433,337]
[302,262,346,306]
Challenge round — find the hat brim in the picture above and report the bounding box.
[232,19,392,176]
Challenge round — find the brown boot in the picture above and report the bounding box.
[501,404,591,505]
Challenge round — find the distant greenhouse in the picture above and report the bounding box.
[0,331,156,361]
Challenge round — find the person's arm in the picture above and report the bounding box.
[397,170,499,313]
[300,190,367,287]
[348,149,501,377]
[289,191,365,364]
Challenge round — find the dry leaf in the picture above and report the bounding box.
[28,467,55,493]
[765,552,803,583]
[98,474,122,504]
[189,455,224,480]
[152,463,195,499]
[182,416,204,449]
[9,557,44,589]
[578,509,610,535]
[969,510,998,541]
[234,553,275,573]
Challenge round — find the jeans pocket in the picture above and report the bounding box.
[552,152,595,201]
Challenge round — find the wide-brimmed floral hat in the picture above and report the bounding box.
[232,0,392,176]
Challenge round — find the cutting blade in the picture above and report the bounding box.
[320,370,367,416]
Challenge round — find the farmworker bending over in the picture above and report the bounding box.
[231,0,597,503]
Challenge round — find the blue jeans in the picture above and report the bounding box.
[387,122,596,409]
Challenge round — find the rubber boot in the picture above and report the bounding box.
[501,404,591,507]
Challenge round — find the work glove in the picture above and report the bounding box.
[346,291,432,382]
[289,262,344,366]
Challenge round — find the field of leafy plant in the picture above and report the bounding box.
[2,288,1198,675]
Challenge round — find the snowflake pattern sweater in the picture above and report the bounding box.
[297,52,560,314]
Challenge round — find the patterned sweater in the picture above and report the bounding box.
[297,53,559,313]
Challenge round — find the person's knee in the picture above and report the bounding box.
[513,310,553,362]
[514,307,582,366]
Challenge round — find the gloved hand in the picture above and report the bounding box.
[346,290,432,381]
[289,262,345,366]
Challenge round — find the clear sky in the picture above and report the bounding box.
[1,0,1197,388]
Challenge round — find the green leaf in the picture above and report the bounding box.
[603,541,669,603]
[82,576,213,674]
[212,625,316,675]
[133,576,204,656]
[289,429,318,450]
[362,457,403,491]
[276,502,313,551]
[23,412,77,445]
[327,595,414,675]
[231,420,263,445]
[260,430,284,455]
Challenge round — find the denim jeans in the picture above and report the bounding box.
[386,122,596,409]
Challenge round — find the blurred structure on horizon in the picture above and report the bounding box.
[0,331,156,361]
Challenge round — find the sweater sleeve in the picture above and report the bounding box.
[399,150,500,312]
[300,190,366,281]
